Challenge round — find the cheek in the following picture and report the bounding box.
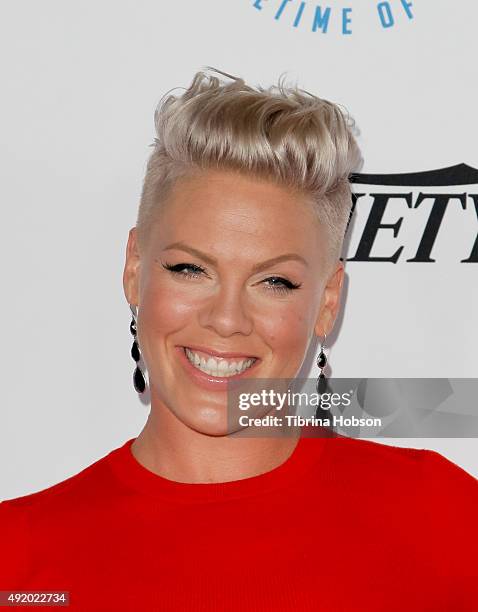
[140,278,199,336]
[260,306,310,350]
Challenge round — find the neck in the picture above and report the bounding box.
[130,390,301,484]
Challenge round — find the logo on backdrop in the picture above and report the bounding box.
[345,164,478,264]
[251,0,414,34]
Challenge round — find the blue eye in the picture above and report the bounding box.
[162,262,205,279]
[263,276,302,293]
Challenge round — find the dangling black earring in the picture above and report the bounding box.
[315,334,333,424]
[316,333,328,394]
[129,304,146,394]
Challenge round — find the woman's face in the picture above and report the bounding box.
[124,169,343,435]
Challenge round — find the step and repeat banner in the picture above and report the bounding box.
[1,1,477,498]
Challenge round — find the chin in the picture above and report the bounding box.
[177,408,243,437]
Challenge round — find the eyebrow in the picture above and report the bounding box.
[162,241,308,272]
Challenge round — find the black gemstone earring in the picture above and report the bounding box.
[129,304,146,394]
[316,334,328,394]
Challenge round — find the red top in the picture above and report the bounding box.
[1,431,477,611]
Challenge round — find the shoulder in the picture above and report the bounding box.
[0,441,127,586]
[0,441,124,520]
[321,433,477,497]
[329,438,478,593]
[0,442,125,589]
[321,435,478,539]
[418,446,478,492]
[320,433,428,476]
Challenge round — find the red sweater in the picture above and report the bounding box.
[1,431,477,611]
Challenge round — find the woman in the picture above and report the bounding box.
[1,67,477,611]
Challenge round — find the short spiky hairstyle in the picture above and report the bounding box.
[136,67,362,261]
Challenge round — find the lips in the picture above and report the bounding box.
[184,347,256,378]
[176,345,262,392]
[181,344,258,360]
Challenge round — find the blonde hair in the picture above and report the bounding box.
[136,67,362,260]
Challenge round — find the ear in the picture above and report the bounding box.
[123,227,141,307]
[314,261,345,337]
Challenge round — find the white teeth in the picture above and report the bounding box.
[184,348,256,377]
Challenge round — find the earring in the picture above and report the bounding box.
[316,334,328,394]
[129,304,146,394]
[315,334,334,423]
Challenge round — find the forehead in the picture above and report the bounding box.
[163,169,316,224]
[148,169,326,261]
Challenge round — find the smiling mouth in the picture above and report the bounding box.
[182,347,258,378]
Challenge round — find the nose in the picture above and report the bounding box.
[198,281,254,337]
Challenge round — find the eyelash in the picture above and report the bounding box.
[161,262,302,294]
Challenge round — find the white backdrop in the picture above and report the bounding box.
[1,0,477,500]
